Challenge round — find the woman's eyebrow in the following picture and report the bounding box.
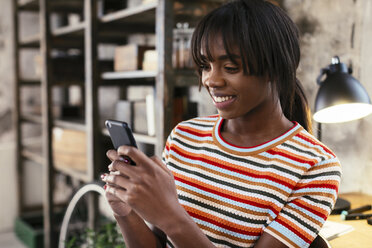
[200,54,241,61]
[217,54,241,61]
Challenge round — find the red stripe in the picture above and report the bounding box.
[292,200,327,220]
[293,183,338,191]
[266,149,315,166]
[175,175,280,216]
[173,146,294,188]
[275,218,312,244]
[297,133,335,157]
[177,126,212,138]
[187,210,261,236]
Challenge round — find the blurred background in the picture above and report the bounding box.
[1,0,372,247]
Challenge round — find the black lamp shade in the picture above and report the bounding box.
[314,57,372,123]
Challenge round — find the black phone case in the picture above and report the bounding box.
[105,120,138,149]
[105,120,138,165]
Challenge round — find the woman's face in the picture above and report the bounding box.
[201,38,276,120]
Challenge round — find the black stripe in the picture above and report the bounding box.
[281,143,326,161]
[178,194,267,224]
[172,136,303,179]
[207,235,251,248]
[281,209,318,233]
[303,195,333,209]
[181,121,214,128]
[169,161,287,205]
[302,171,341,180]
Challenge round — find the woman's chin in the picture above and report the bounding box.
[217,110,237,120]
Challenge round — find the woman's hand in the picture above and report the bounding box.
[102,150,133,217]
[101,146,184,232]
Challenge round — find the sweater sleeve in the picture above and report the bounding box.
[263,157,342,248]
[162,127,176,166]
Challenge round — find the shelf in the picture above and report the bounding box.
[100,70,199,86]
[54,119,86,131]
[22,147,45,165]
[52,22,85,37]
[100,3,157,25]
[102,129,157,145]
[51,23,85,48]
[20,79,84,86]
[18,0,38,11]
[21,114,42,124]
[19,79,41,86]
[53,79,84,86]
[18,0,83,13]
[19,34,40,48]
[133,133,157,145]
[98,3,157,40]
[102,70,157,80]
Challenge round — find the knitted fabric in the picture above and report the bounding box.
[162,115,341,248]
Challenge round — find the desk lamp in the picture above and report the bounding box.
[314,56,372,214]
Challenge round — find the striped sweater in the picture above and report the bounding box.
[162,115,341,248]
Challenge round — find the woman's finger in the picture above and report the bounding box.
[108,160,139,179]
[105,184,129,203]
[106,149,119,162]
[117,145,153,168]
[106,149,131,164]
[102,173,130,189]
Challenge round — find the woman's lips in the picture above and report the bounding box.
[211,95,236,109]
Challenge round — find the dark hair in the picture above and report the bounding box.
[191,0,312,132]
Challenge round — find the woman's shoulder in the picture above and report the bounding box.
[291,126,340,165]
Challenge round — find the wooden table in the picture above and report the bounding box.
[327,193,372,248]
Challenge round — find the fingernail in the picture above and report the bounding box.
[103,184,107,190]
[119,157,129,163]
[100,174,105,180]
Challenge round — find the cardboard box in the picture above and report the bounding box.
[142,50,157,71]
[52,128,87,172]
[114,44,155,71]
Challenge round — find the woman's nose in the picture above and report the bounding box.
[203,68,225,88]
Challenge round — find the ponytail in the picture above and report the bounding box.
[282,78,312,133]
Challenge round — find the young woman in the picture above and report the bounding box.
[101,0,341,247]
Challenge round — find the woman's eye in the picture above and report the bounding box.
[200,64,211,71]
[225,66,239,72]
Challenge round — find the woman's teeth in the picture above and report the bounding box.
[213,96,233,103]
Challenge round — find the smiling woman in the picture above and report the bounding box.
[102,1,342,248]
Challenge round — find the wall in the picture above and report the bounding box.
[284,0,372,195]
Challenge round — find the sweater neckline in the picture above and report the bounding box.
[212,116,302,156]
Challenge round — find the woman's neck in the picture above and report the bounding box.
[220,104,293,148]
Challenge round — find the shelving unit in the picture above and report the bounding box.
[13,0,225,247]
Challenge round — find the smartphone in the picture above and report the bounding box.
[105,119,137,165]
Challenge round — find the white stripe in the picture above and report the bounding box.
[171,159,288,206]
[172,136,302,182]
[178,189,267,222]
[202,228,257,247]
